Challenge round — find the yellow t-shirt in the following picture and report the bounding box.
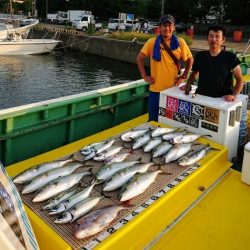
[141,37,192,92]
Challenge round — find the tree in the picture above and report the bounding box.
[225,0,250,25]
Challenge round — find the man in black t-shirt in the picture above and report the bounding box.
[182,25,243,101]
[181,25,247,163]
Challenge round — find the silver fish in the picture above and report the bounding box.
[32,172,91,202]
[163,143,192,163]
[95,161,139,182]
[103,163,154,191]
[171,133,210,144]
[143,137,162,152]
[151,127,176,137]
[54,196,103,224]
[132,133,151,150]
[104,153,130,164]
[80,142,105,155]
[80,140,116,160]
[93,146,123,161]
[48,182,95,215]
[162,131,187,141]
[95,139,116,154]
[120,170,161,201]
[178,144,213,166]
[22,162,84,194]
[74,205,130,239]
[83,151,96,161]
[152,141,173,158]
[13,159,73,184]
[43,187,81,210]
[121,128,150,142]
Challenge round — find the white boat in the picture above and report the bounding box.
[0,19,39,40]
[0,38,60,55]
[0,18,60,55]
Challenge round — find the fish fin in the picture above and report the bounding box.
[120,200,135,208]
[192,162,201,168]
[90,177,99,185]
[192,141,202,146]
[137,156,143,163]
[123,142,132,149]
[101,189,112,199]
[169,138,175,144]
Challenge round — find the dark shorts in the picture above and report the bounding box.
[148,91,160,122]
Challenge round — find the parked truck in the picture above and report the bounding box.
[46,13,58,23]
[72,14,102,32]
[47,10,92,25]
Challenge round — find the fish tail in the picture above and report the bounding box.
[120,200,135,208]
[123,142,131,149]
[101,189,112,199]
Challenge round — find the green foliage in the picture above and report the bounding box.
[33,0,250,25]
[108,31,156,42]
[177,33,193,46]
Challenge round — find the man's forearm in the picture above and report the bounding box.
[136,53,147,79]
[233,81,244,95]
[182,57,194,79]
[185,71,198,94]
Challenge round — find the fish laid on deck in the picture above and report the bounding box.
[13,159,73,184]
[22,162,84,194]
[162,143,192,163]
[95,161,139,182]
[119,170,161,201]
[48,182,95,215]
[73,204,130,239]
[54,196,103,224]
[33,172,91,202]
[103,163,154,191]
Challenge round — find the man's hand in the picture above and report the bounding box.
[174,76,186,86]
[224,95,237,102]
[143,76,155,84]
[178,83,186,91]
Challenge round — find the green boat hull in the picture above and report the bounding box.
[0,80,149,166]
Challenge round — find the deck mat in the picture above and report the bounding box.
[15,123,206,250]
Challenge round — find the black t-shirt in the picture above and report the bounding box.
[192,50,240,97]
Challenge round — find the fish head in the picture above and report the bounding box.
[48,203,65,215]
[54,212,73,224]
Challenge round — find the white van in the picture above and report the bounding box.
[72,15,95,31]
[124,20,138,31]
[108,19,125,31]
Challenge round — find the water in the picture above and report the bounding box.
[0,51,141,109]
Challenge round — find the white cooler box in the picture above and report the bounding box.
[158,86,248,161]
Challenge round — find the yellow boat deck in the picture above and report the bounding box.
[150,169,250,250]
[6,115,250,250]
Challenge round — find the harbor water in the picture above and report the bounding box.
[0,51,141,109]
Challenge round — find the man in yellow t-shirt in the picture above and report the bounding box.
[137,14,193,121]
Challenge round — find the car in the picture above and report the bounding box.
[108,18,125,31]
[124,20,138,31]
[147,20,160,33]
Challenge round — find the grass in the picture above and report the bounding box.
[107,31,193,45]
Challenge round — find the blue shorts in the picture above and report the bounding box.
[148,91,160,122]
